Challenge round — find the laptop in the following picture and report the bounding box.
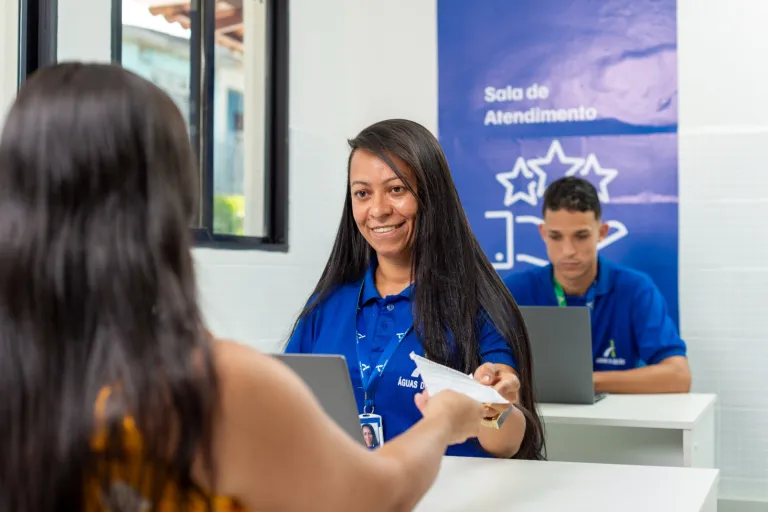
[273,353,365,445]
[519,306,606,405]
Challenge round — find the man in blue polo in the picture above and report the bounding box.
[504,177,691,394]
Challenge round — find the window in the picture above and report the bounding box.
[114,0,289,250]
[18,0,58,84]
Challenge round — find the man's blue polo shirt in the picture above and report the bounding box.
[285,262,518,458]
[503,257,686,371]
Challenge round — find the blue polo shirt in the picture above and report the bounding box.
[503,257,686,371]
[285,262,518,458]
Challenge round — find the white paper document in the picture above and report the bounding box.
[409,352,509,405]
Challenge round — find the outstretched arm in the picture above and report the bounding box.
[203,341,484,512]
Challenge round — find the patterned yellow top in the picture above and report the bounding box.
[87,388,247,511]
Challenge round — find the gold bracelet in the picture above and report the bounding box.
[480,405,514,429]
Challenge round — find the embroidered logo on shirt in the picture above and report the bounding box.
[595,339,627,366]
[397,375,425,390]
[397,364,424,390]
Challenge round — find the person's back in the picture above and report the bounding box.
[0,62,486,512]
[85,387,245,511]
[0,61,225,511]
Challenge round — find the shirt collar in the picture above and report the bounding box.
[593,256,614,296]
[537,256,614,297]
[360,257,414,306]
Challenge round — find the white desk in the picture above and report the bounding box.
[415,457,719,512]
[538,393,717,468]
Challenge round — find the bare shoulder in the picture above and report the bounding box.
[211,338,276,368]
[210,339,315,409]
[205,340,318,499]
[204,340,372,510]
[211,339,279,376]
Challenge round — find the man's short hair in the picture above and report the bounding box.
[542,176,602,220]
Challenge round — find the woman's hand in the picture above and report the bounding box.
[473,363,520,418]
[414,389,485,445]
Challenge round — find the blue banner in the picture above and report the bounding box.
[437,0,680,325]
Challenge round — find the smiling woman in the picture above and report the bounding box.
[284,118,546,461]
[349,150,418,288]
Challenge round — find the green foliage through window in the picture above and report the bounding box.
[213,195,245,236]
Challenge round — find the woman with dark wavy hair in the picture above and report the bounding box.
[286,118,545,460]
[0,63,488,512]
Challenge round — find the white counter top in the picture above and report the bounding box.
[537,393,717,429]
[414,456,719,512]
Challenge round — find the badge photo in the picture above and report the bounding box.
[359,413,383,450]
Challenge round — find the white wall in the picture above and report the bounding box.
[0,0,18,120]
[58,0,112,62]
[677,0,768,506]
[6,0,767,507]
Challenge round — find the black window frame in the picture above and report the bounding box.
[18,0,58,84]
[19,0,289,251]
[110,0,290,251]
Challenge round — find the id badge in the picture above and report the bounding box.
[359,413,384,450]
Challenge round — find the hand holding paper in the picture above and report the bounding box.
[409,352,509,405]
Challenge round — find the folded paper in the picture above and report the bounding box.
[409,352,509,405]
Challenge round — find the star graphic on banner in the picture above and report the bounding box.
[527,140,584,192]
[495,156,546,207]
[567,153,618,203]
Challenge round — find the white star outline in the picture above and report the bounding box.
[494,157,546,207]
[494,139,620,206]
[566,153,618,203]
[486,139,626,270]
[526,140,585,196]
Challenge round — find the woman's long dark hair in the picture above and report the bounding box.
[0,63,218,510]
[292,118,545,460]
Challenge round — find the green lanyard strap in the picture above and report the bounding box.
[553,276,597,309]
[552,279,567,307]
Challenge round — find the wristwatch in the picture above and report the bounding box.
[481,404,515,430]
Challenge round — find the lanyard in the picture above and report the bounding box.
[552,279,568,307]
[552,276,596,309]
[354,281,412,413]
